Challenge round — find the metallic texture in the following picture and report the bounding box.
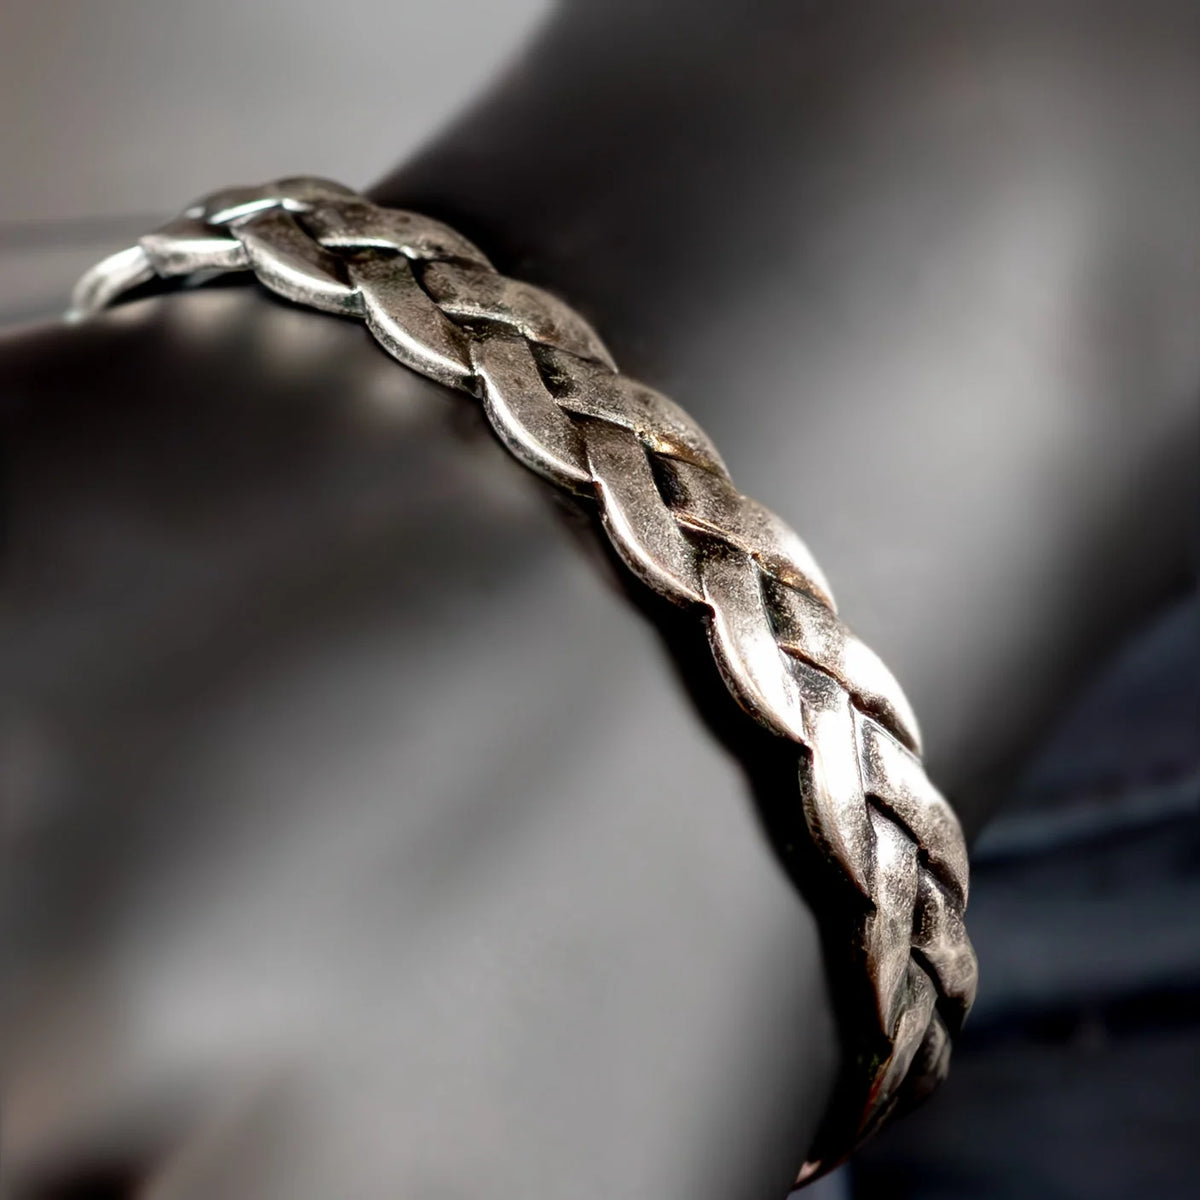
[69,177,977,1182]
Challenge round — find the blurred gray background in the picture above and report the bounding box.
[0,0,548,324]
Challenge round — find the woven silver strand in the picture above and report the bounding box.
[70,177,977,1183]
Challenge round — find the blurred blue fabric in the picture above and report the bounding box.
[849,588,1200,1198]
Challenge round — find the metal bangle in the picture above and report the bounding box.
[69,177,977,1184]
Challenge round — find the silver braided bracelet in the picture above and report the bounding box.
[70,177,977,1183]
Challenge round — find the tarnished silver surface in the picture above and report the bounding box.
[69,178,977,1182]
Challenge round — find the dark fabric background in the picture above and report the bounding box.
[852,588,1200,1199]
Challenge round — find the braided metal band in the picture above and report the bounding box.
[70,177,977,1183]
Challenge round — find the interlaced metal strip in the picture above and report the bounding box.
[69,177,977,1183]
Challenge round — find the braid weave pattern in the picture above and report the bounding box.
[70,177,977,1182]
